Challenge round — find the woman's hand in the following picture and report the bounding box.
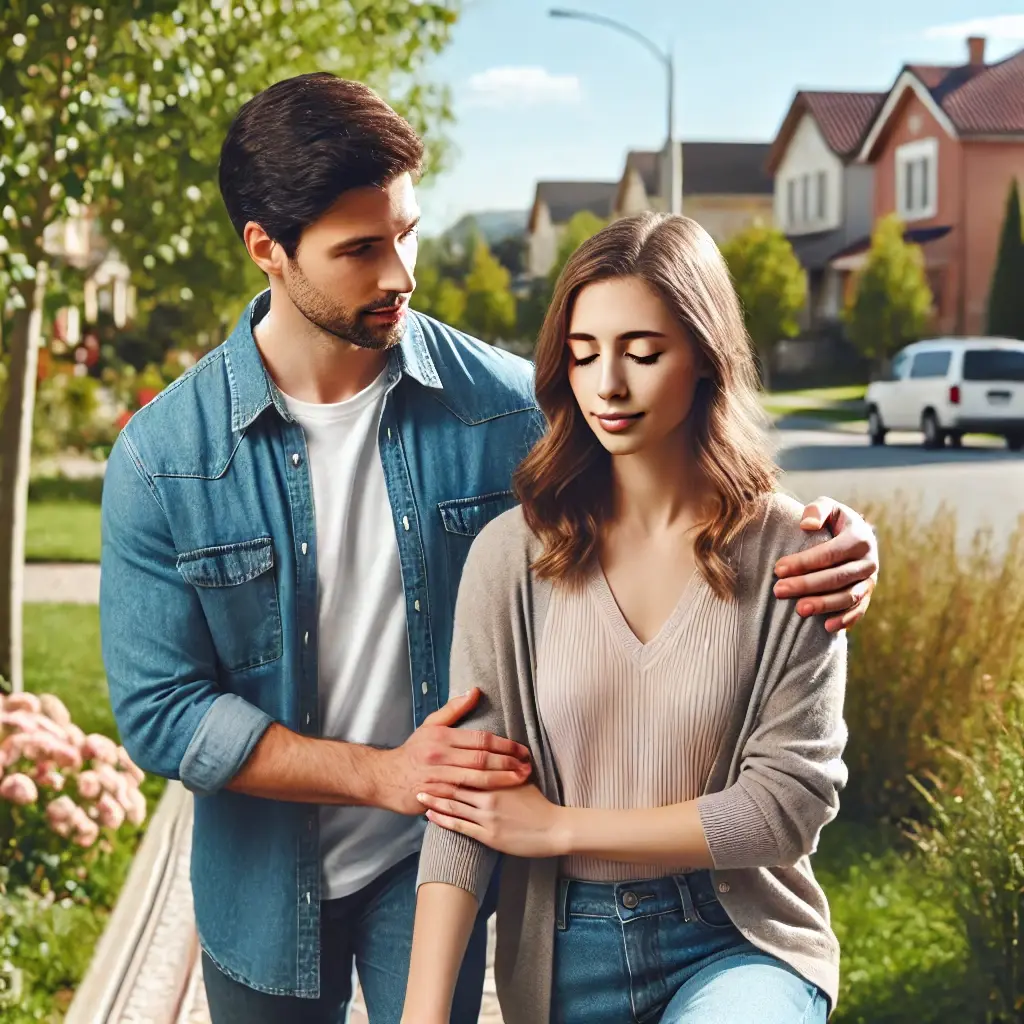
[417,783,570,858]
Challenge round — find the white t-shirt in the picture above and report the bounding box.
[281,372,423,901]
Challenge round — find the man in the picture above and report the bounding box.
[100,73,878,1024]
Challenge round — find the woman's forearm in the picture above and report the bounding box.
[402,882,479,1024]
[561,799,715,868]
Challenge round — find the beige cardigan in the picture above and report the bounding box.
[417,494,848,1022]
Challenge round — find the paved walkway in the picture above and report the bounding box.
[25,562,100,603]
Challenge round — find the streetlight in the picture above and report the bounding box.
[548,7,681,215]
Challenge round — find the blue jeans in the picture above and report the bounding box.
[552,871,829,1024]
[202,853,490,1023]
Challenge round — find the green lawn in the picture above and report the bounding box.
[26,501,101,564]
[762,384,868,425]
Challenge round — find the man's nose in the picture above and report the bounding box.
[380,246,415,295]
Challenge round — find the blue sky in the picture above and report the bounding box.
[415,2,1024,232]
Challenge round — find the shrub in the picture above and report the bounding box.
[908,686,1024,1022]
[842,502,1024,823]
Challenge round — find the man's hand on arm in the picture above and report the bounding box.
[228,687,531,812]
[773,496,880,633]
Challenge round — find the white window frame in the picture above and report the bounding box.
[896,137,938,222]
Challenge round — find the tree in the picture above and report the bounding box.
[0,0,460,691]
[844,214,933,373]
[987,178,1024,339]
[548,210,606,288]
[462,240,516,343]
[720,224,807,391]
[411,242,467,327]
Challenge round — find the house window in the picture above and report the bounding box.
[816,171,827,221]
[801,174,810,224]
[896,138,938,220]
[787,179,797,229]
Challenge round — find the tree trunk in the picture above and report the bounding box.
[0,262,48,693]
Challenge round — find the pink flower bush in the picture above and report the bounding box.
[0,691,149,863]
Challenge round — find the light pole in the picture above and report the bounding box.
[548,7,681,215]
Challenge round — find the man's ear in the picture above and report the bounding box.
[244,222,286,279]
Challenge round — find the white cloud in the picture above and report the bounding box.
[464,66,583,108]
[925,14,1024,41]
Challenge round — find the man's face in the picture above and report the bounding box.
[283,173,419,350]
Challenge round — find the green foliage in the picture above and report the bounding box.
[411,237,468,326]
[817,823,974,1023]
[844,215,933,367]
[986,179,1024,339]
[547,210,606,288]
[908,688,1024,1022]
[720,224,807,387]
[462,239,516,342]
[0,0,461,338]
[843,502,1024,824]
[26,501,101,563]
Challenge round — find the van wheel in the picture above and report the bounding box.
[922,410,943,449]
[1008,434,1024,452]
[867,407,886,446]
[948,432,963,449]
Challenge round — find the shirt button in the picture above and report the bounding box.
[305,713,311,726]
[291,453,301,467]
[301,542,308,555]
[402,515,410,531]
[421,681,429,695]
[304,632,309,646]
[387,427,392,440]
[718,882,731,894]
[414,600,421,612]
[622,891,639,909]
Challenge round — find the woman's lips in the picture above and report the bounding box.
[595,412,644,434]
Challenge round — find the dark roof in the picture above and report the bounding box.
[624,142,774,199]
[767,91,886,172]
[829,224,953,261]
[533,181,617,225]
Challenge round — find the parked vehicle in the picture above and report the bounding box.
[865,338,1024,450]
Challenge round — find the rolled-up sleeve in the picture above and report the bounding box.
[100,433,273,795]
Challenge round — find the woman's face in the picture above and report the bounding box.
[566,275,705,458]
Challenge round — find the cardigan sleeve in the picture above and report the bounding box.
[697,521,849,869]
[415,511,531,903]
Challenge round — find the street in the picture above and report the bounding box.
[774,425,1024,548]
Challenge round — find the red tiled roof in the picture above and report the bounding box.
[939,48,1024,134]
[802,91,887,156]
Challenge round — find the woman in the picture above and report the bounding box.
[401,213,847,1024]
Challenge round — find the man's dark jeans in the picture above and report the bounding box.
[202,853,491,1024]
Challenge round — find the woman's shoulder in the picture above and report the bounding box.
[464,504,542,589]
[739,491,830,576]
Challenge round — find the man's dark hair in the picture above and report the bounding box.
[219,73,424,257]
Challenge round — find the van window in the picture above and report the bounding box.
[888,351,910,380]
[963,349,1024,382]
[909,350,952,379]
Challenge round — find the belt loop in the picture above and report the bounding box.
[556,878,570,932]
[673,873,696,923]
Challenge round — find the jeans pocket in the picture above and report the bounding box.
[177,537,283,673]
[692,894,734,930]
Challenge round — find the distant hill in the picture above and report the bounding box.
[441,210,527,246]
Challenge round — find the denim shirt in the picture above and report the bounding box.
[99,292,543,996]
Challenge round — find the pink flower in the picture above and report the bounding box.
[4,693,41,715]
[33,714,70,742]
[47,794,77,823]
[83,733,119,765]
[65,724,86,749]
[1,709,43,734]
[38,769,65,791]
[50,742,82,771]
[123,787,147,827]
[39,694,72,728]
[116,746,145,785]
[76,770,102,800]
[96,792,126,830]
[73,817,100,848]
[0,772,39,806]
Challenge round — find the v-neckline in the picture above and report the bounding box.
[589,562,701,664]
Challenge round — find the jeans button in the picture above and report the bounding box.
[622,891,639,909]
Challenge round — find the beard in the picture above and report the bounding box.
[285,260,406,352]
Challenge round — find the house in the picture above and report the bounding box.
[612,142,775,242]
[766,89,885,329]
[850,35,1024,335]
[525,180,617,278]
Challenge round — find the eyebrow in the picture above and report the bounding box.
[329,215,421,255]
[566,329,668,342]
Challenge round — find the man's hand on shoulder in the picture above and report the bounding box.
[772,496,879,633]
[371,689,531,816]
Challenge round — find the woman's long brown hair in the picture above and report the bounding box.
[514,212,776,599]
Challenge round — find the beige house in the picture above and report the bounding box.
[613,143,775,242]
[525,180,618,278]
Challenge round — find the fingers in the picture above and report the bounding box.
[775,559,877,600]
[793,578,873,615]
[798,496,838,531]
[431,766,527,791]
[417,792,481,820]
[422,809,481,838]
[424,687,481,727]
[775,529,875,581]
[446,729,530,762]
[425,747,529,775]
[825,591,872,633]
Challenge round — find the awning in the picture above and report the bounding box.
[829,225,953,271]
[786,230,844,272]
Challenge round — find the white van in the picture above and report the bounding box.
[864,338,1024,450]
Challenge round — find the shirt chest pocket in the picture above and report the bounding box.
[437,490,519,601]
[176,537,284,674]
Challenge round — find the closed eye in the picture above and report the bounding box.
[572,353,598,366]
[628,353,662,365]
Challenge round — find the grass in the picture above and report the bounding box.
[26,502,101,564]
[762,384,868,425]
